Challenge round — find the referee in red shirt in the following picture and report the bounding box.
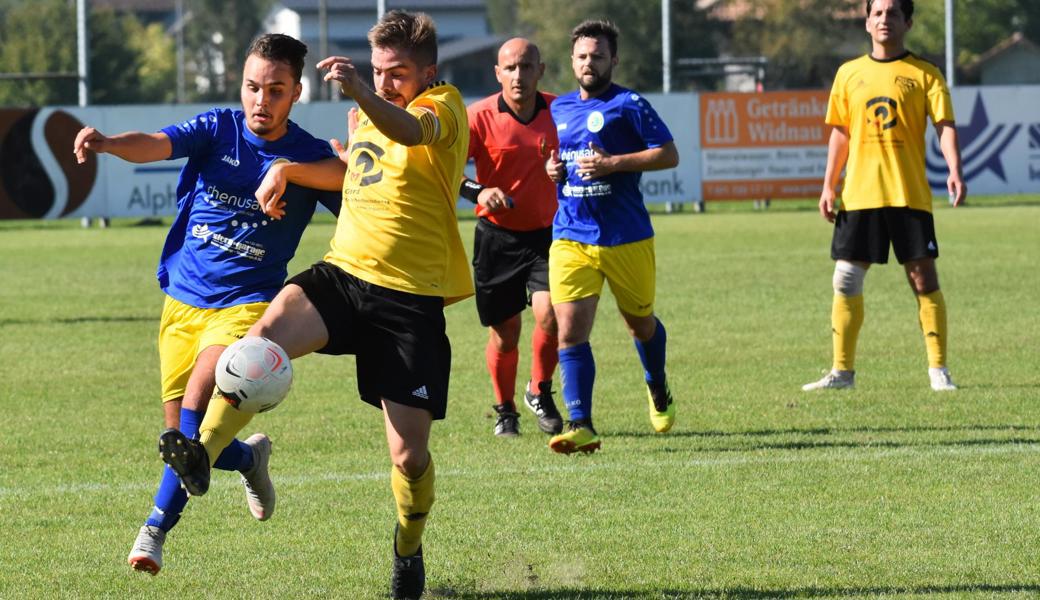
[461,38,563,437]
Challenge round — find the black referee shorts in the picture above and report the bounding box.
[472,219,551,327]
[831,207,939,265]
[286,261,451,420]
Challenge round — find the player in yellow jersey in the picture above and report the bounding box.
[157,11,471,599]
[803,0,965,392]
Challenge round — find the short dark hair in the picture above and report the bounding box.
[571,19,619,57]
[247,33,308,83]
[368,10,438,67]
[866,0,914,20]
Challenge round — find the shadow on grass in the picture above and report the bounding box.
[610,423,1040,453]
[0,315,153,327]
[430,582,1040,599]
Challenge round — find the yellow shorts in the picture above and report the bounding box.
[158,295,268,402]
[549,237,656,317]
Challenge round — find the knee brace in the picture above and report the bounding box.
[832,260,867,296]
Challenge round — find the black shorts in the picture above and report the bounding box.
[472,219,551,327]
[286,261,450,420]
[831,207,939,265]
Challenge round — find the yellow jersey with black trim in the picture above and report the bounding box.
[325,82,473,304]
[825,52,954,213]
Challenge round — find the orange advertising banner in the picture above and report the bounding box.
[700,90,831,200]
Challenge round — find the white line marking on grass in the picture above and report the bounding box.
[2,441,1037,500]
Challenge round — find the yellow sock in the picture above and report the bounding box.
[832,294,864,372]
[199,393,254,467]
[391,456,434,557]
[917,290,948,368]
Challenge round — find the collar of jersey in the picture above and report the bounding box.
[868,50,912,64]
[240,114,296,148]
[496,92,548,125]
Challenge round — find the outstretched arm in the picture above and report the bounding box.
[936,121,966,207]
[318,56,432,147]
[73,128,171,164]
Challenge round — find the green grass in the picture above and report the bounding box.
[1,200,1038,599]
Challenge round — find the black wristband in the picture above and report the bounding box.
[459,178,484,203]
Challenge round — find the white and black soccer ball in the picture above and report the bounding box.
[215,336,292,414]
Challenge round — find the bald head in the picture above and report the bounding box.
[498,37,541,67]
[495,37,545,115]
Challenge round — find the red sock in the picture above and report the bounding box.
[486,341,518,407]
[530,325,558,391]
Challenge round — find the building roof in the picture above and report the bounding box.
[966,32,1040,74]
[279,0,485,11]
[438,34,504,62]
[92,0,176,10]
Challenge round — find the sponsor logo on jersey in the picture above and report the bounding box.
[205,184,261,212]
[348,141,385,187]
[192,222,266,261]
[866,96,898,131]
[586,110,605,133]
[562,182,612,198]
[221,154,240,167]
[559,147,596,162]
[191,223,212,240]
[894,76,917,93]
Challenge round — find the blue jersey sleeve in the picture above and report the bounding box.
[623,94,673,149]
[160,109,221,161]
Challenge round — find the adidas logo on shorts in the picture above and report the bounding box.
[411,386,429,400]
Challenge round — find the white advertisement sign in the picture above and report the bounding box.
[1,86,1035,220]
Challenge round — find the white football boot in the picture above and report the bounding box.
[802,369,855,391]
[127,525,165,575]
[929,367,958,391]
[241,433,276,521]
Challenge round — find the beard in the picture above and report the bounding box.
[578,69,612,95]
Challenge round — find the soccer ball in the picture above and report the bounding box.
[215,336,293,413]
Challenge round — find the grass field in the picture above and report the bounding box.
[1,199,1038,599]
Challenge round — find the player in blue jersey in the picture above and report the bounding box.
[73,34,346,575]
[544,20,679,454]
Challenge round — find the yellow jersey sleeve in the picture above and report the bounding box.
[832,54,953,213]
[825,65,851,128]
[925,68,955,124]
[324,83,474,304]
[408,89,462,147]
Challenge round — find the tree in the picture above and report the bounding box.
[0,1,176,107]
[728,0,862,90]
[0,0,77,106]
[492,0,716,94]
[181,0,273,102]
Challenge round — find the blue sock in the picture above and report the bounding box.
[143,407,205,532]
[180,407,203,439]
[145,465,188,530]
[634,317,667,384]
[213,438,254,472]
[559,342,595,423]
[145,466,188,532]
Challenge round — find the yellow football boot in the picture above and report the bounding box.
[647,380,675,433]
[548,421,601,454]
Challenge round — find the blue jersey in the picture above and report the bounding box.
[157,108,339,308]
[551,84,673,246]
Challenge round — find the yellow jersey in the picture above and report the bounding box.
[325,83,474,304]
[825,52,954,212]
